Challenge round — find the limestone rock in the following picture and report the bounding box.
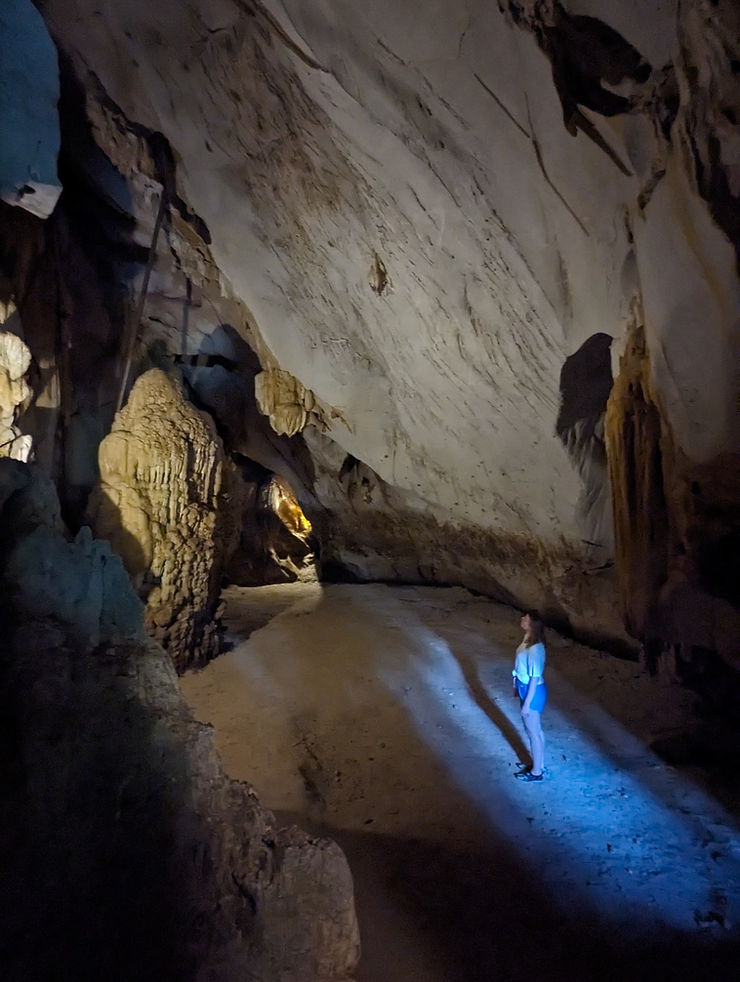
[307,431,633,653]
[22,0,740,662]
[0,459,360,981]
[0,458,144,647]
[606,320,740,672]
[0,635,361,981]
[0,329,33,462]
[255,367,339,438]
[0,326,31,382]
[88,369,237,671]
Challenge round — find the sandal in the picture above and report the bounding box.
[517,770,543,782]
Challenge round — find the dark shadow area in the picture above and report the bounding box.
[0,633,214,982]
[556,333,613,437]
[556,332,614,553]
[277,811,740,982]
[452,646,530,766]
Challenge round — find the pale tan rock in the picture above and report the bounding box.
[0,328,31,381]
[0,330,33,461]
[89,368,237,671]
[255,367,340,438]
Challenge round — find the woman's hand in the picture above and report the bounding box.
[521,705,532,718]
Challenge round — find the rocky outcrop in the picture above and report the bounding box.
[0,456,145,646]
[88,369,239,672]
[227,470,317,586]
[306,431,632,653]
[0,457,360,982]
[255,367,340,438]
[0,325,33,461]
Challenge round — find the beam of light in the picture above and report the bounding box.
[193,583,740,939]
[373,614,740,934]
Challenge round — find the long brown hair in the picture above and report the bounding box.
[524,611,546,646]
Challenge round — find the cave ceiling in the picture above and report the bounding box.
[2,1,739,654]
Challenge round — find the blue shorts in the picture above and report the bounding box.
[517,680,547,713]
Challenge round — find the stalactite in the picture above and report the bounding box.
[606,317,740,676]
[605,321,670,638]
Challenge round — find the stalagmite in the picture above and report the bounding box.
[88,369,239,671]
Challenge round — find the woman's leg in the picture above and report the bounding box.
[524,710,545,775]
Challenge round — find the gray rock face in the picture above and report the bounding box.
[0,0,62,217]
[0,458,145,647]
[0,459,360,981]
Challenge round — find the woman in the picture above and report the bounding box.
[512,611,547,781]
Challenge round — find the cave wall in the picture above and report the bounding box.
[1,1,737,664]
[0,457,360,981]
[606,316,740,672]
[0,5,737,966]
[0,0,61,217]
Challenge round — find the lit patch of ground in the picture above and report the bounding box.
[180,583,740,981]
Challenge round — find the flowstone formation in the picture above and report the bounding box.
[0,325,33,462]
[88,369,238,672]
[0,458,360,982]
[606,319,740,676]
[255,367,340,438]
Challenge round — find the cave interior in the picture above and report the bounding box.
[1,1,739,980]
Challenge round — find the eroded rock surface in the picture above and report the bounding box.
[0,458,360,982]
[0,326,33,461]
[606,319,740,674]
[255,366,341,438]
[14,0,740,667]
[88,369,238,671]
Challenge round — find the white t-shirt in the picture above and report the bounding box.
[512,642,546,685]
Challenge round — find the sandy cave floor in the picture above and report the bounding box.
[179,583,740,981]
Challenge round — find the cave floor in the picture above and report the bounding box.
[180,582,740,981]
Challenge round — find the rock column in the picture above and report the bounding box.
[89,368,236,671]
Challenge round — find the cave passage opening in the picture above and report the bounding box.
[226,467,318,589]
